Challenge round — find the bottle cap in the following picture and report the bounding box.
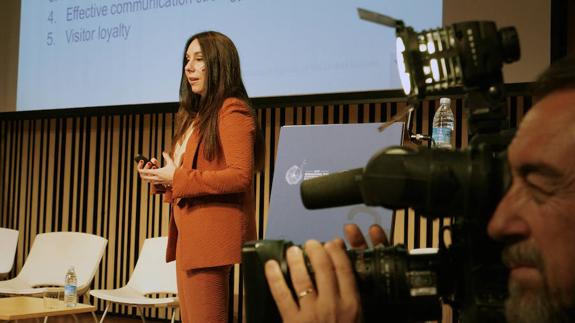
[440,98,451,105]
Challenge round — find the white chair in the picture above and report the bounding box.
[0,228,19,279]
[0,231,107,296]
[90,237,178,323]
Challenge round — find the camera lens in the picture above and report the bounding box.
[347,245,442,322]
[498,27,520,63]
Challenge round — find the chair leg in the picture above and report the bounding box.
[43,316,48,323]
[98,302,111,323]
[91,311,99,323]
[136,307,146,323]
[171,308,176,323]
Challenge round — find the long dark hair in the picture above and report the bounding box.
[173,31,263,169]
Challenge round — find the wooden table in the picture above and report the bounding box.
[0,296,95,321]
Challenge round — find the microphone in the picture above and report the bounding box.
[300,168,363,209]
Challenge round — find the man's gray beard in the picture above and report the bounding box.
[505,279,574,323]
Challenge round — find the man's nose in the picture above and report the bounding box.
[487,186,531,241]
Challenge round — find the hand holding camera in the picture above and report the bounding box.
[263,224,388,323]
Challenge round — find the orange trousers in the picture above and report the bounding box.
[176,264,232,323]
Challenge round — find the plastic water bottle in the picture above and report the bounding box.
[432,98,454,149]
[64,266,78,307]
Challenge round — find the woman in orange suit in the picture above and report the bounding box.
[138,31,263,323]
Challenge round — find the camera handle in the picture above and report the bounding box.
[465,83,509,138]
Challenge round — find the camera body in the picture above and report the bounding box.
[242,17,520,323]
[243,139,512,323]
[243,240,444,323]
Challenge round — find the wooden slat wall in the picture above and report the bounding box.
[0,93,531,322]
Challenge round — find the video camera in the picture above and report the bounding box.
[242,9,520,323]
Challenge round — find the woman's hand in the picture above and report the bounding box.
[137,152,176,187]
[136,156,160,172]
[265,239,362,323]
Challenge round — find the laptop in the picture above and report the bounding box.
[266,122,404,246]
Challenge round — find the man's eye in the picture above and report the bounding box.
[524,180,554,204]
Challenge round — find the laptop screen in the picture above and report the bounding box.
[266,122,404,246]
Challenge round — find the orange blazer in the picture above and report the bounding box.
[161,98,257,270]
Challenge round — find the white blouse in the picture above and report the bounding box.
[173,124,194,167]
